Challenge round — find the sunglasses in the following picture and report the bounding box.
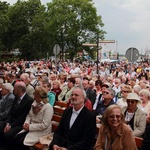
[107,80,112,82]
[121,90,129,93]
[127,100,137,104]
[103,91,110,95]
[108,115,121,119]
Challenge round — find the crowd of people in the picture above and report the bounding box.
[0,59,150,150]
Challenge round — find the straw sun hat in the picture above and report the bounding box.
[126,92,141,103]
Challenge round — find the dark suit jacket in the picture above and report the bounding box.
[142,123,150,150]
[49,106,96,150]
[0,93,15,121]
[95,99,115,115]
[5,93,33,128]
[85,88,96,106]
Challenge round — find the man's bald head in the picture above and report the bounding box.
[14,81,26,96]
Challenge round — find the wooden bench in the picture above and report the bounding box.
[33,102,68,150]
[33,143,45,150]
[33,114,61,150]
[54,101,68,108]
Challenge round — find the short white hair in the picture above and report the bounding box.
[2,83,14,93]
[89,80,95,86]
[21,73,30,82]
[73,85,86,98]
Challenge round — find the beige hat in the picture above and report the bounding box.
[2,83,13,93]
[126,93,141,103]
[101,82,111,88]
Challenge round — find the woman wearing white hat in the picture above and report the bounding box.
[122,92,146,137]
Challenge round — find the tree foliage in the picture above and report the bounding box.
[0,0,106,60]
[0,1,10,49]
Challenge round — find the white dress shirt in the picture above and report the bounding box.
[69,106,84,128]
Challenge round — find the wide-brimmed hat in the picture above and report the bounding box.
[101,82,111,88]
[126,93,141,103]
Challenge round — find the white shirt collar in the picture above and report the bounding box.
[20,92,26,100]
[72,105,84,114]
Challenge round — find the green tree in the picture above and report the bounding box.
[0,1,10,50]
[19,0,48,59]
[46,0,105,60]
[0,0,105,60]
[2,0,47,59]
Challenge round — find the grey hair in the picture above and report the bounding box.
[89,80,95,86]
[107,88,116,98]
[73,85,86,98]
[133,85,141,93]
[139,89,150,99]
[21,73,31,82]
[2,83,14,93]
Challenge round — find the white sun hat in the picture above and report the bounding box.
[126,92,141,103]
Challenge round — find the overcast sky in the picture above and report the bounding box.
[2,0,150,55]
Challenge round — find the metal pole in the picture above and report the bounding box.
[55,45,57,74]
[116,41,118,60]
[97,34,99,75]
[130,48,133,80]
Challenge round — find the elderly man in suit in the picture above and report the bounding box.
[20,73,35,98]
[0,81,33,149]
[0,83,15,121]
[49,86,96,150]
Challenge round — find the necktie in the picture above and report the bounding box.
[17,98,21,104]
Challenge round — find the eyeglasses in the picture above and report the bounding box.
[127,100,137,104]
[103,91,110,95]
[108,115,121,119]
[108,80,112,82]
[121,90,129,93]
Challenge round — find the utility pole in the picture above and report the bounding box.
[83,40,115,76]
[116,41,118,60]
[96,34,99,75]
